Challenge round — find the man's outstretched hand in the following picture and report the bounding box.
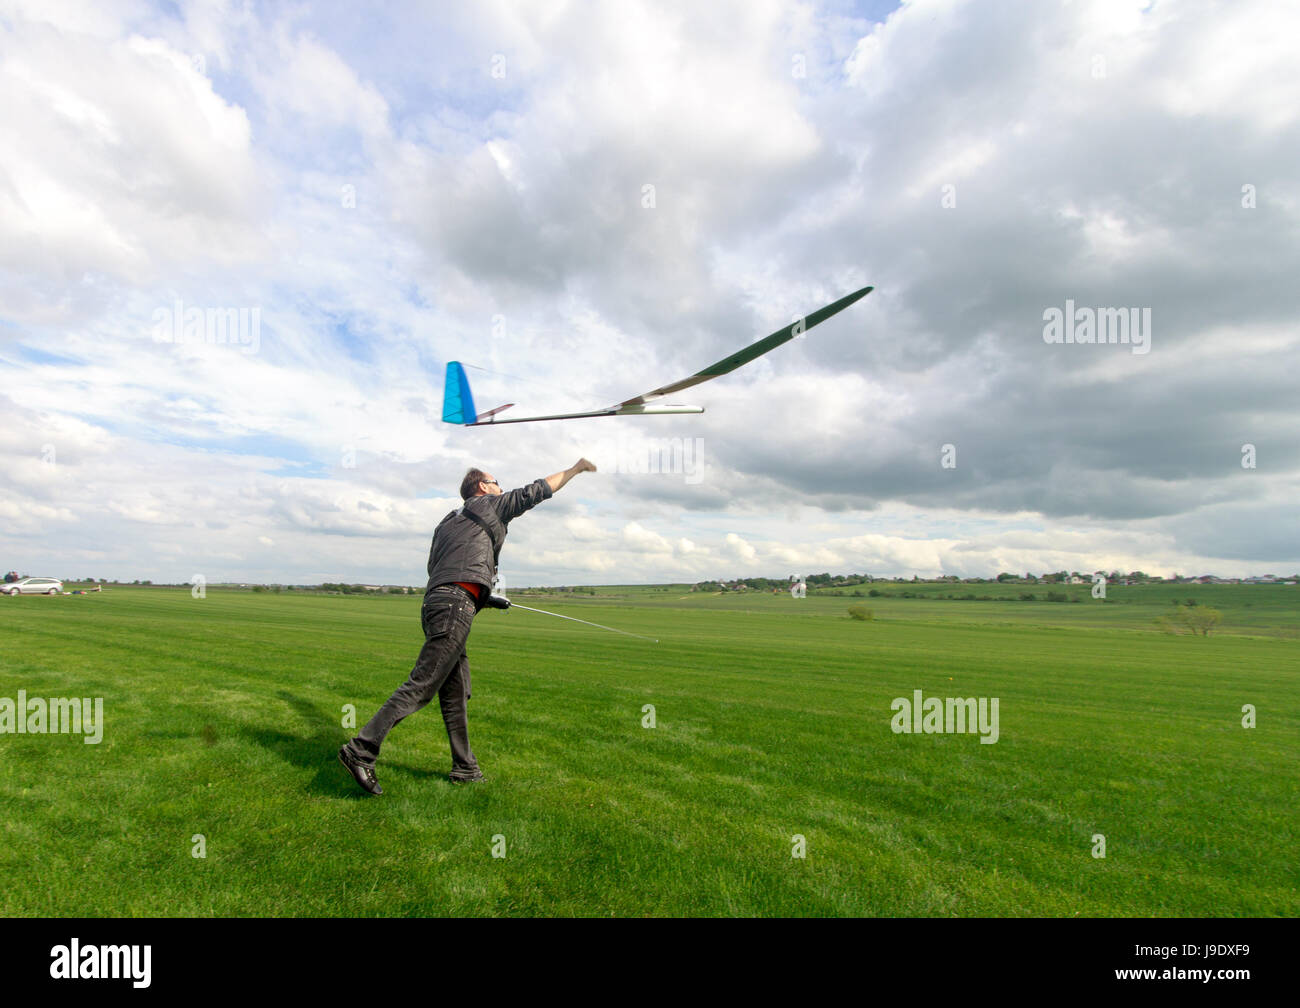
[546,458,597,494]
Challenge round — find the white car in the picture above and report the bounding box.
[1,577,63,595]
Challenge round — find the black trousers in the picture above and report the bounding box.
[348,584,480,777]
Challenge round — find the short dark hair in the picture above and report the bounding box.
[460,468,488,501]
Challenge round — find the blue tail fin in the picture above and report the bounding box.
[442,361,478,424]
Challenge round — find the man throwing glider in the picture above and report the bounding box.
[339,458,596,794]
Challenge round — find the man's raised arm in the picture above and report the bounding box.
[493,459,597,525]
[545,458,597,494]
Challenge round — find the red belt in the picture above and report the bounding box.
[453,581,484,601]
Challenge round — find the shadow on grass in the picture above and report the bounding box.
[237,690,455,797]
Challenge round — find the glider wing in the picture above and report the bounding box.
[612,284,873,410]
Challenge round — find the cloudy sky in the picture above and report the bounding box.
[1,0,1296,587]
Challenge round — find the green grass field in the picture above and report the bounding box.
[3,583,1297,916]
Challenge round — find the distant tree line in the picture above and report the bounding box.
[318,583,414,594]
[695,573,874,593]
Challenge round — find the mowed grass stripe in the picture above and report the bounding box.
[1,587,1296,916]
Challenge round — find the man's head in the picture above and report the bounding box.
[460,468,502,500]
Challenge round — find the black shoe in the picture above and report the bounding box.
[448,769,485,784]
[338,745,383,795]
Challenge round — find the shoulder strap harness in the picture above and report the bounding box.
[460,505,503,567]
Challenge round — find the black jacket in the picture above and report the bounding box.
[424,478,553,607]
